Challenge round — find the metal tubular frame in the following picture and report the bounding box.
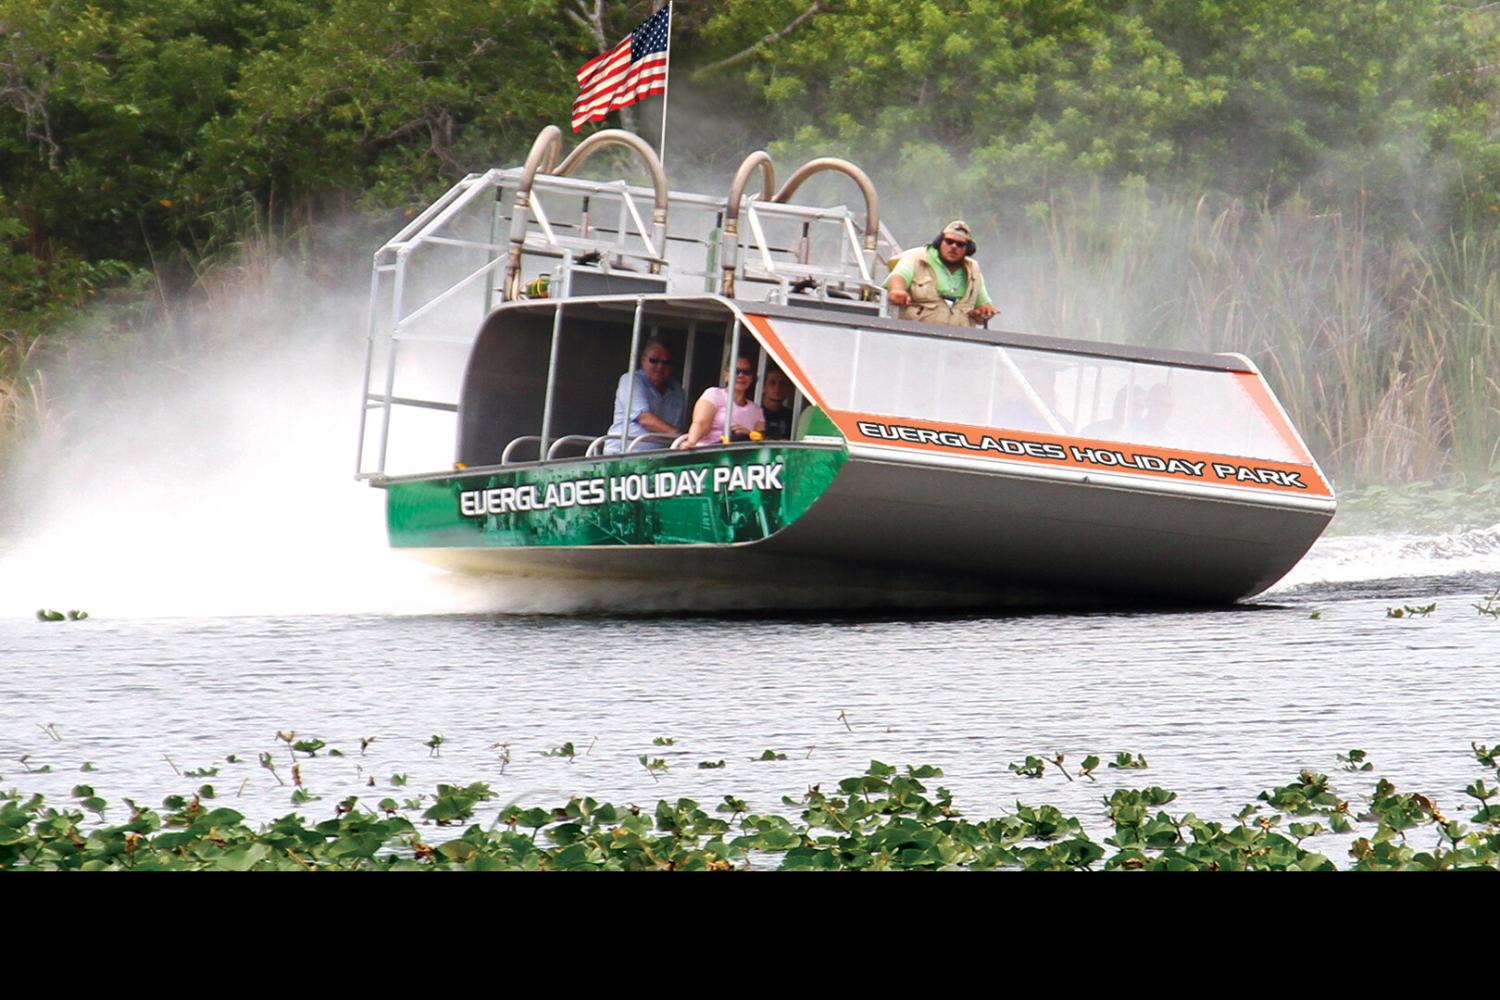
[356,125,900,483]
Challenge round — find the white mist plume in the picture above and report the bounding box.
[0,269,442,618]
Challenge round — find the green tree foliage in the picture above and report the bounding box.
[698,0,1500,229]
[4,0,1497,276]
[198,0,584,215]
[0,0,587,264]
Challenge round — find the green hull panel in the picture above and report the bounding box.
[387,446,846,548]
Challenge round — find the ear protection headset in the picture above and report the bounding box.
[931,232,978,257]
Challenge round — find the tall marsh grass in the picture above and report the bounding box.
[1002,188,1500,486]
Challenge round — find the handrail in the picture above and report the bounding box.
[502,126,564,300]
[586,433,678,457]
[626,433,678,452]
[500,435,542,464]
[546,434,598,459]
[721,151,776,297]
[773,157,882,298]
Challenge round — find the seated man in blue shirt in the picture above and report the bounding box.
[605,337,687,453]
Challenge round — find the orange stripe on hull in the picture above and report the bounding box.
[834,411,1331,497]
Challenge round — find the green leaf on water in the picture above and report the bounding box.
[214,843,269,872]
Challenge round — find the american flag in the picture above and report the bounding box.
[571,3,671,131]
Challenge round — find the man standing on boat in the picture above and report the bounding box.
[884,220,999,327]
[605,337,687,453]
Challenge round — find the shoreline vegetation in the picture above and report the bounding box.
[3,1,1499,490]
[3,747,1498,871]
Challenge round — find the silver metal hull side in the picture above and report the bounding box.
[759,457,1331,603]
[400,541,1070,611]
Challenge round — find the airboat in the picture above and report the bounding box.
[355,126,1335,607]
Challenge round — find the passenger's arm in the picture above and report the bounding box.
[885,256,916,307]
[969,275,998,322]
[678,395,717,447]
[636,410,678,435]
[886,274,911,307]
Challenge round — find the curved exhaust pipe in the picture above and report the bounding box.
[773,158,882,299]
[557,130,670,276]
[503,126,564,301]
[503,127,672,300]
[721,151,776,297]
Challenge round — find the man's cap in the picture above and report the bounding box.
[942,220,973,238]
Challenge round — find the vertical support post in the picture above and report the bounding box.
[376,249,409,475]
[681,320,696,400]
[483,186,502,315]
[355,256,384,478]
[618,297,647,452]
[725,318,743,444]
[539,252,574,460]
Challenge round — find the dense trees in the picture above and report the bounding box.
[698,0,1500,230]
[3,0,1497,283]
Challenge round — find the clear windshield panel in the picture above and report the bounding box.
[766,319,1305,464]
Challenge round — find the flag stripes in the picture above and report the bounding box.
[571,4,671,131]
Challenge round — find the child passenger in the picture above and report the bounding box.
[761,366,793,439]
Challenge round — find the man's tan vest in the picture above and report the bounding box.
[888,247,983,327]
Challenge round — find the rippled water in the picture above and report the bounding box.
[4,540,1498,842]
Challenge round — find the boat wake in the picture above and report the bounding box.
[1267,524,1500,602]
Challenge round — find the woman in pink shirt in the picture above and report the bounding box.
[677,356,766,447]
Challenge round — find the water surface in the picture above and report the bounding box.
[5,540,1497,846]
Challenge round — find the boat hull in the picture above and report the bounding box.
[386,442,1330,608]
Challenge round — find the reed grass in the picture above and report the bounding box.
[998,186,1500,486]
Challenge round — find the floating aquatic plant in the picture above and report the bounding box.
[4,750,1500,871]
[1338,749,1373,772]
[1108,752,1149,769]
[542,742,577,762]
[1009,756,1046,779]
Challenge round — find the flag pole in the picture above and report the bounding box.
[657,2,672,173]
